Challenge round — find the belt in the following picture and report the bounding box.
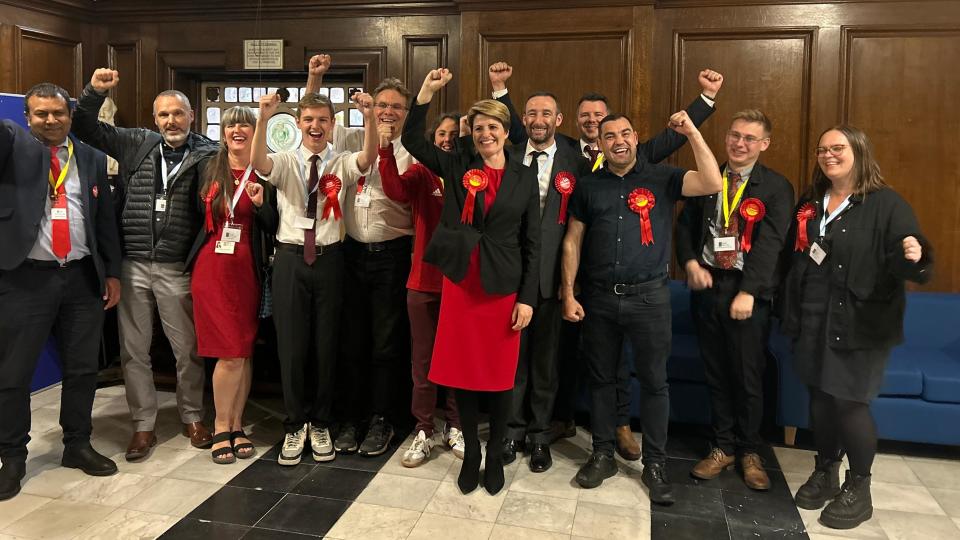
[344,236,411,253]
[591,276,668,296]
[24,256,90,270]
[277,241,341,256]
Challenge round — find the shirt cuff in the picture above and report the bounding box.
[492,88,509,99]
[700,94,716,108]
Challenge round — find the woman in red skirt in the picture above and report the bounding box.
[402,69,540,495]
[187,106,278,464]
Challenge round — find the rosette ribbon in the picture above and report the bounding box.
[203,181,220,233]
[738,198,766,253]
[460,168,489,224]
[554,171,575,224]
[627,188,656,245]
[320,174,343,220]
[794,203,816,251]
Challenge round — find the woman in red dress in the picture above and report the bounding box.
[402,69,540,495]
[187,106,278,464]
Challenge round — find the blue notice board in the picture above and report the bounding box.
[0,92,65,392]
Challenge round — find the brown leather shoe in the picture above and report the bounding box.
[125,431,157,462]
[741,453,770,490]
[183,422,213,449]
[691,447,735,480]
[615,425,641,461]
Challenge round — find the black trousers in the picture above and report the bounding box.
[0,258,104,461]
[272,246,343,433]
[335,236,411,424]
[582,284,671,464]
[506,294,562,444]
[690,270,770,455]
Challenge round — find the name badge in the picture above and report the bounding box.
[294,216,315,230]
[354,192,371,208]
[51,207,68,220]
[221,226,242,243]
[215,240,236,254]
[809,242,827,265]
[713,236,736,252]
[155,197,167,212]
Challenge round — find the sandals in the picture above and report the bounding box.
[231,430,256,459]
[211,432,236,464]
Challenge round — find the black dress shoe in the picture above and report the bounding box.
[576,452,618,489]
[0,460,26,501]
[62,444,118,477]
[529,443,553,473]
[501,439,522,465]
[642,462,675,505]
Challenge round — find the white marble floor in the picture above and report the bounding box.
[2,384,960,539]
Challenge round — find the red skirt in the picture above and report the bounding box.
[428,248,520,391]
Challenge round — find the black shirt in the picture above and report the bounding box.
[569,159,687,286]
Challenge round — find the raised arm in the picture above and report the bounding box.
[73,69,136,163]
[353,92,378,173]
[561,216,587,322]
[670,111,722,197]
[488,62,526,145]
[637,69,723,164]
[402,69,457,179]
[251,93,280,178]
[305,54,331,95]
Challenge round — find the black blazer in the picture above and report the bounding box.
[676,161,795,299]
[0,120,121,294]
[402,101,541,306]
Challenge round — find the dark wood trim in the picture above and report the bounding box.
[14,25,83,95]
[303,47,387,92]
[403,34,448,111]
[107,40,142,126]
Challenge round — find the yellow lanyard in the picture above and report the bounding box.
[591,152,604,172]
[721,170,748,228]
[48,139,74,195]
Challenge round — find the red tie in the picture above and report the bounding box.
[50,146,71,259]
[715,172,742,270]
[303,154,319,265]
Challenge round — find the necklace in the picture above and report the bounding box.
[231,168,245,186]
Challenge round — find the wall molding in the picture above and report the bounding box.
[14,26,83,94]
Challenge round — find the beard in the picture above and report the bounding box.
[162,128,189,146]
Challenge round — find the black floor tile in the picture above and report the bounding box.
[715,465,791,495]
[187,486,285,527]
[242,527,320,539]
[664,433,711,460]
[722,489,806,533]
[227,460,315,493]
[664,457,719,489]
[292,465,375,500]
[255,494,351,536]
[650,513,730,540]
[728,523,810,540]
[313,449,394,472]
[259,444,281,462]
[653,483,726,520]
[160,518,250,540]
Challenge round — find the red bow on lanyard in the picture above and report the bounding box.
[554,171,575,225]
[738,198,766,253]
[627,188,656,245]
[460,169,489,224]
[794,203,816,251]
[203,181,220,233]
[320,174,343,220]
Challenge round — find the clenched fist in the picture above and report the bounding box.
[903,235,922,262]
[245,182,264,208]
[258,93,281,119]
[90,68,120,93]
[698,69,723,99]
[488,62,513,91]
[309,54,331,76]
[668,110,698,137]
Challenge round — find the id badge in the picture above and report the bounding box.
[713,236,736,252]
[809,242,827,265]
[215,240,236,254]
[221,226,242,243]
[294,216,315,229]
[51,207,68,220]
[155,197,167,212]
[354,192,371,208]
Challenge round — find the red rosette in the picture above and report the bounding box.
[738,198,766,253]
[627,188,656,245]
[320,174,343,220]
[460,168,489,224]
[794,202,816,251]
[203,181,220,233]
[554,171,576,224]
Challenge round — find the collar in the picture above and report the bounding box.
[524,140,558,160]
[161,136,191,155]
[299,142,333,162]
[579,138,597,152]
[724,162,755,179]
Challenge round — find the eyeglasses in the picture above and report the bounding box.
[374,102,407,112]
[815,144,847,157]
[726,131,767,145]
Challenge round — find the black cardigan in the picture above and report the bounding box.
[401,101,541,306]
[778,187,933,350]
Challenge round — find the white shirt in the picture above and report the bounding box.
[341,135,416,243]
[28,139,90,262]
[522,140,558,211]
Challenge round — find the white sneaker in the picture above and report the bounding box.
[279,424,307,466]
[446,426,465,460]
[309,423,335,462]
[401,430,434,468]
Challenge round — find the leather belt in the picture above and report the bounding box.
[277,241,341,256]
[24,256,90,269]
[344,236,411,253]
[591,276,668,296]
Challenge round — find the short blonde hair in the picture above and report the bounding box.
[731,109,772,136]
[467,99,510,133]
[296,93,335,119]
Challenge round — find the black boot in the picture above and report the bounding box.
[0,460,26,501]
[820,471,873,530]
[457,439,481,494]
[795,456,841,510]
[62,443,118,476]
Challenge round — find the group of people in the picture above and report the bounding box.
[0,53,932,532]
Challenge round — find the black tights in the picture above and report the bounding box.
[455,388,510,494]
[809,386,877,476]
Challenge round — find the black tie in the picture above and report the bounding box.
[529,150,547,171]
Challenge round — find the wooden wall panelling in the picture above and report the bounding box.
[303,47,388,91]
[841,25,960,292]
[14,26,83,96]
[155,50,227,131]
[404,34,448,125]
[107,41,142,127]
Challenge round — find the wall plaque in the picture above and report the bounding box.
[244,39,284,70]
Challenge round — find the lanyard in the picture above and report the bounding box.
[721,170,749,228]
[229,165,254,222]
[48,139,74,194]
[298,144,332,205]
[819,192,851,237]
[159,144,189,193]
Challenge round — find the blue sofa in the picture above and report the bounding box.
[771,292,960,446]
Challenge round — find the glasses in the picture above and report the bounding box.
[815,144,847,157]
[726,131,767,145]
[374,102,407,112]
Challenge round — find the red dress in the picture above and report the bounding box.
[428,166,521,391]
[192,173,261,358]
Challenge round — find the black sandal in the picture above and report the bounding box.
[211,432,236,464]
[231,430,256,459]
